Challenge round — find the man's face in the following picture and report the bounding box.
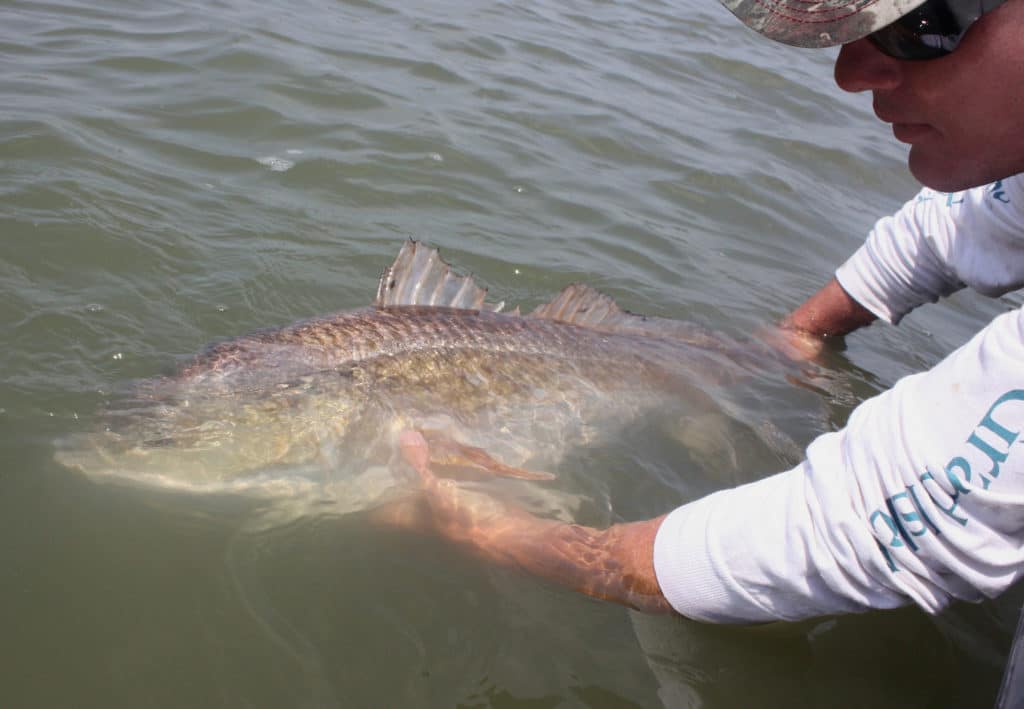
[834,0,1024,192]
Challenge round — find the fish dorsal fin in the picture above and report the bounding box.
[530,283,723,347]
[528,283,629,329]
[375,240,505,312]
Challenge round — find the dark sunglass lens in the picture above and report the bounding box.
[869,23,953,60]
[867,0,976,61]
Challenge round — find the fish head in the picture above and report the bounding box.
[54,372,371,495]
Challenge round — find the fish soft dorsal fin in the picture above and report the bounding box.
[375,240,505,312]
[528,283,629,329]
[529,283,723,347]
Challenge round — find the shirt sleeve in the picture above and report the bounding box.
[653,305,1024,623]
[836,176,1024,324]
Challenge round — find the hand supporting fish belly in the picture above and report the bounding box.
[372,430,674,615]
[413,428,555,482]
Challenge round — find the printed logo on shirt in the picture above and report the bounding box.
[915,180,1011,208]
[869,388,1024,572]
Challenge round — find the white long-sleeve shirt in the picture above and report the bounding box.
[653,175,1024,623]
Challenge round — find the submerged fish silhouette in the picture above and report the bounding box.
[56,241,768,512]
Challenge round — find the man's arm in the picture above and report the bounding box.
[756,277,878,362]
[429,495,672,614]
[782,276,877,338]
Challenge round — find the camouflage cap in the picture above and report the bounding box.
[719,0,930,47]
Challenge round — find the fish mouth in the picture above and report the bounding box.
[53,432,327,498]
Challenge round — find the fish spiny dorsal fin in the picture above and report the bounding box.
[375,240,505,312]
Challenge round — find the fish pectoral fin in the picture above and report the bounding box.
[416,428,555,482]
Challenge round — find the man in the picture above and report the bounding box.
[396,0,1024,627]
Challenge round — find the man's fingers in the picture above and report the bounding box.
[398,429,434,482]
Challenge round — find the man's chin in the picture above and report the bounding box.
[909,152,982,193]
[909,149,1023,193]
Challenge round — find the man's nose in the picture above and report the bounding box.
[834,38,903,93]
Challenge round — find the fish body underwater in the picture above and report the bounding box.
[56,241,767,514]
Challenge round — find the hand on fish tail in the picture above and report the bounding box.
[372,430,674,615]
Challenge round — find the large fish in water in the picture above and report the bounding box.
[56,241,782,515]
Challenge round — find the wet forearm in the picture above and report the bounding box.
[783,277,876,338]
[458,510,674,614]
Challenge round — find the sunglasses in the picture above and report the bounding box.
[868,0,1010,60]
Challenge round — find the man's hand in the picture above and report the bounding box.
[756,323,829,362]
[377,430,675,615]
[753,277,878,363]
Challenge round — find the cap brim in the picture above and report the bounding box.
[719,0,931,48]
